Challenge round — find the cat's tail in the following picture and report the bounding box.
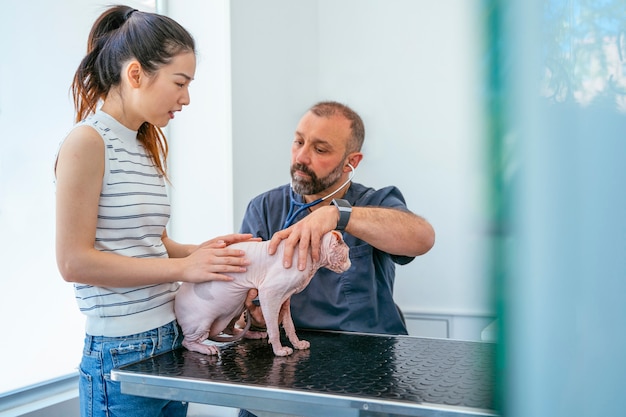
[208,309,253,343]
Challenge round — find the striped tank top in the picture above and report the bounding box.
[73,110,178,337]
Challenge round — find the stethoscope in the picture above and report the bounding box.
[282,163,355,229]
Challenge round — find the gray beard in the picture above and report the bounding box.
[291,162,345,195]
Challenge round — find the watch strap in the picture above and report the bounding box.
[331,199,352,231]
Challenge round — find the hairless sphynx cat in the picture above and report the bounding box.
[175,230,351,356]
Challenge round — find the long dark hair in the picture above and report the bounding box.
[71,5,195,177]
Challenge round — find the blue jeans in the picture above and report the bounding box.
[79,320,188,417]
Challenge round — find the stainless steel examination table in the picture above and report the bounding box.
[111,330,498,417]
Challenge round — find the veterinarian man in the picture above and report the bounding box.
[238,101,434,416]
[240,100,435,334]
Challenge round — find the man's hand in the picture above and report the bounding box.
[268,206,338,270]
[244,289,266,330]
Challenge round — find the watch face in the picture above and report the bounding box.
[333,199,351,208]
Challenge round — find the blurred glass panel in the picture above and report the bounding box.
[542,0,626,110]
[490,0,626,416]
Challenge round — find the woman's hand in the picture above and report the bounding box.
[181,233,261,283]
[197,233,261,249]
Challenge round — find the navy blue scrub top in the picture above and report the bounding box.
[239,182,414,335]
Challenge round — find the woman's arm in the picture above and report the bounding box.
[55,126,252,286]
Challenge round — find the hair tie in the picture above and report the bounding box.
[124,8,138,21]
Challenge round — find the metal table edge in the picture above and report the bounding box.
[111,367,498,417]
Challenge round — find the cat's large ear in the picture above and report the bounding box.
[330,230,343,243]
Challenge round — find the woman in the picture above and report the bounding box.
[55,5,252,416]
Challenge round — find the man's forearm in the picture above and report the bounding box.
[345,207,435,257]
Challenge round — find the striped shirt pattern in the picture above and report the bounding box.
[73,111,178,337]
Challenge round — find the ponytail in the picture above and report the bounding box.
[71,5,195,178]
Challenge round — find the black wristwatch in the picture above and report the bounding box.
[331,199,352,231]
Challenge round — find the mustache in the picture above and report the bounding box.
[290,163,316,179]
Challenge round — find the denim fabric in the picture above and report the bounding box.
[79,320,188,417]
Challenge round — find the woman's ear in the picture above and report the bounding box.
[125,60,142,88]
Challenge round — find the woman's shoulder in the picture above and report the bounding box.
[55,124,106,186]
[61,123,104,153]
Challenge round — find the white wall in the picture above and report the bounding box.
[230,0,320,204]
[166,0,234,241]
[230,0,494,338]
